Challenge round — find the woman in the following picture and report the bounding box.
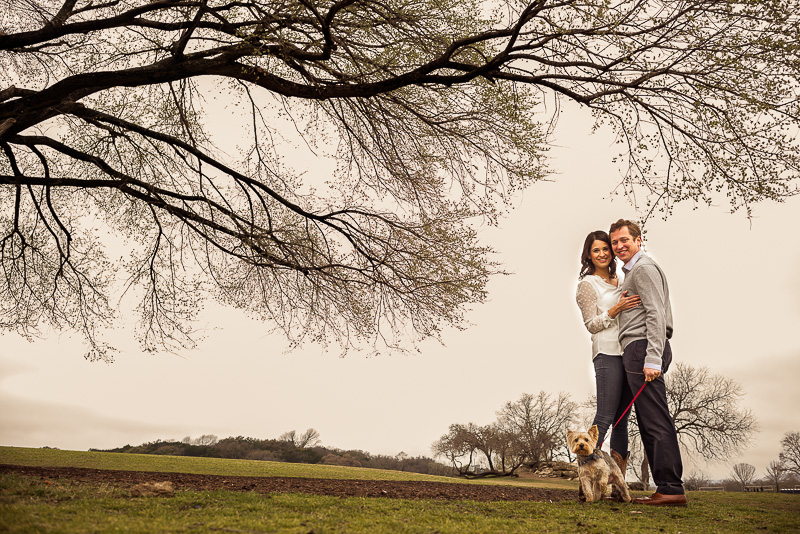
[576,230,640,461]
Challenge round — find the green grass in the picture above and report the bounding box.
[0,446,459,483]
[2,447,799,533]
[2,473,799,533]
[0,446,569,489]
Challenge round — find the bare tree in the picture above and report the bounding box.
[765,460,786,492]
[488,426,528,476]
[194,434,219,446]
[181,434,218,445]
[626,363,757,486]
[278,428,319,448]
[432,423,497,477]
[295,428,321,449]
[666,363,758,461]
[626,439,651,490]
[432,421,527,478]
[578,395,598,432]
[731,463,756,491]
[497,391,577,466]
[278,430,297,444]
[683,470,711,492]
[779,432,800,476]
[3,1,799,359]
[432,424,477,477]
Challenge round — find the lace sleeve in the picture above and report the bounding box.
[576,280,614,334]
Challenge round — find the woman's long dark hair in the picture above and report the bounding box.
[579,231,617,279]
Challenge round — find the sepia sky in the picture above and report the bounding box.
[1,100,799,482]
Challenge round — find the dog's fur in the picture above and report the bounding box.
[567,425,631,503]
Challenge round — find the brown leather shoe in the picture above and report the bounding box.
[632,492,687,507]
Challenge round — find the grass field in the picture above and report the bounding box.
[0,446,462,483]
[2,446,799,533]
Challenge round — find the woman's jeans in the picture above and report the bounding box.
[592,353,630,454]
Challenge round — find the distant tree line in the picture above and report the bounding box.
[432,391,577,478]
[92,429,453,477]
[626,363,758,488]
[433,364,761,482]
[642,429,800,493]
[684,462,800,493]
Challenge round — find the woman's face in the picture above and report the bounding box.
[589,239,613,271]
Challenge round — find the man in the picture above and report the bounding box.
[610,219,687,506]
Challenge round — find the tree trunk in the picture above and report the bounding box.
[640,451,650,489]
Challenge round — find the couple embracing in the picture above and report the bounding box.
[576,219,687,506]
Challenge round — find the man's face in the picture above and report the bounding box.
[610,226,641,264]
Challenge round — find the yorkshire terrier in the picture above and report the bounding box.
[567,425,631,503]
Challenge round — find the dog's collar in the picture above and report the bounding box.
[577,451,603,466]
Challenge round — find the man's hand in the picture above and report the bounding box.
[644,368,661,382]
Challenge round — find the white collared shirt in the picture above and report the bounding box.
[623,250,643,272]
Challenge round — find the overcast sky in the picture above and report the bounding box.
[1,99,799,483]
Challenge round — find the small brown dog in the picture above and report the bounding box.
[567,425,631,503]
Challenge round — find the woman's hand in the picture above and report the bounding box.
[608,291,640,318]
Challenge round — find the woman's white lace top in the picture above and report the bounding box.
[576,275,623,358]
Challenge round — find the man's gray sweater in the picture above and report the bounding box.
[618,254,673,369]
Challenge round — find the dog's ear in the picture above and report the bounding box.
[588,425,599,441]
[566,430,574,440]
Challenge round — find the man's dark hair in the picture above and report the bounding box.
[609,219,642,240]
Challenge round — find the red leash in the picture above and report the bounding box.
[614,381,647,427]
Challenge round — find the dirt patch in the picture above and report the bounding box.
[1,464,575,502]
